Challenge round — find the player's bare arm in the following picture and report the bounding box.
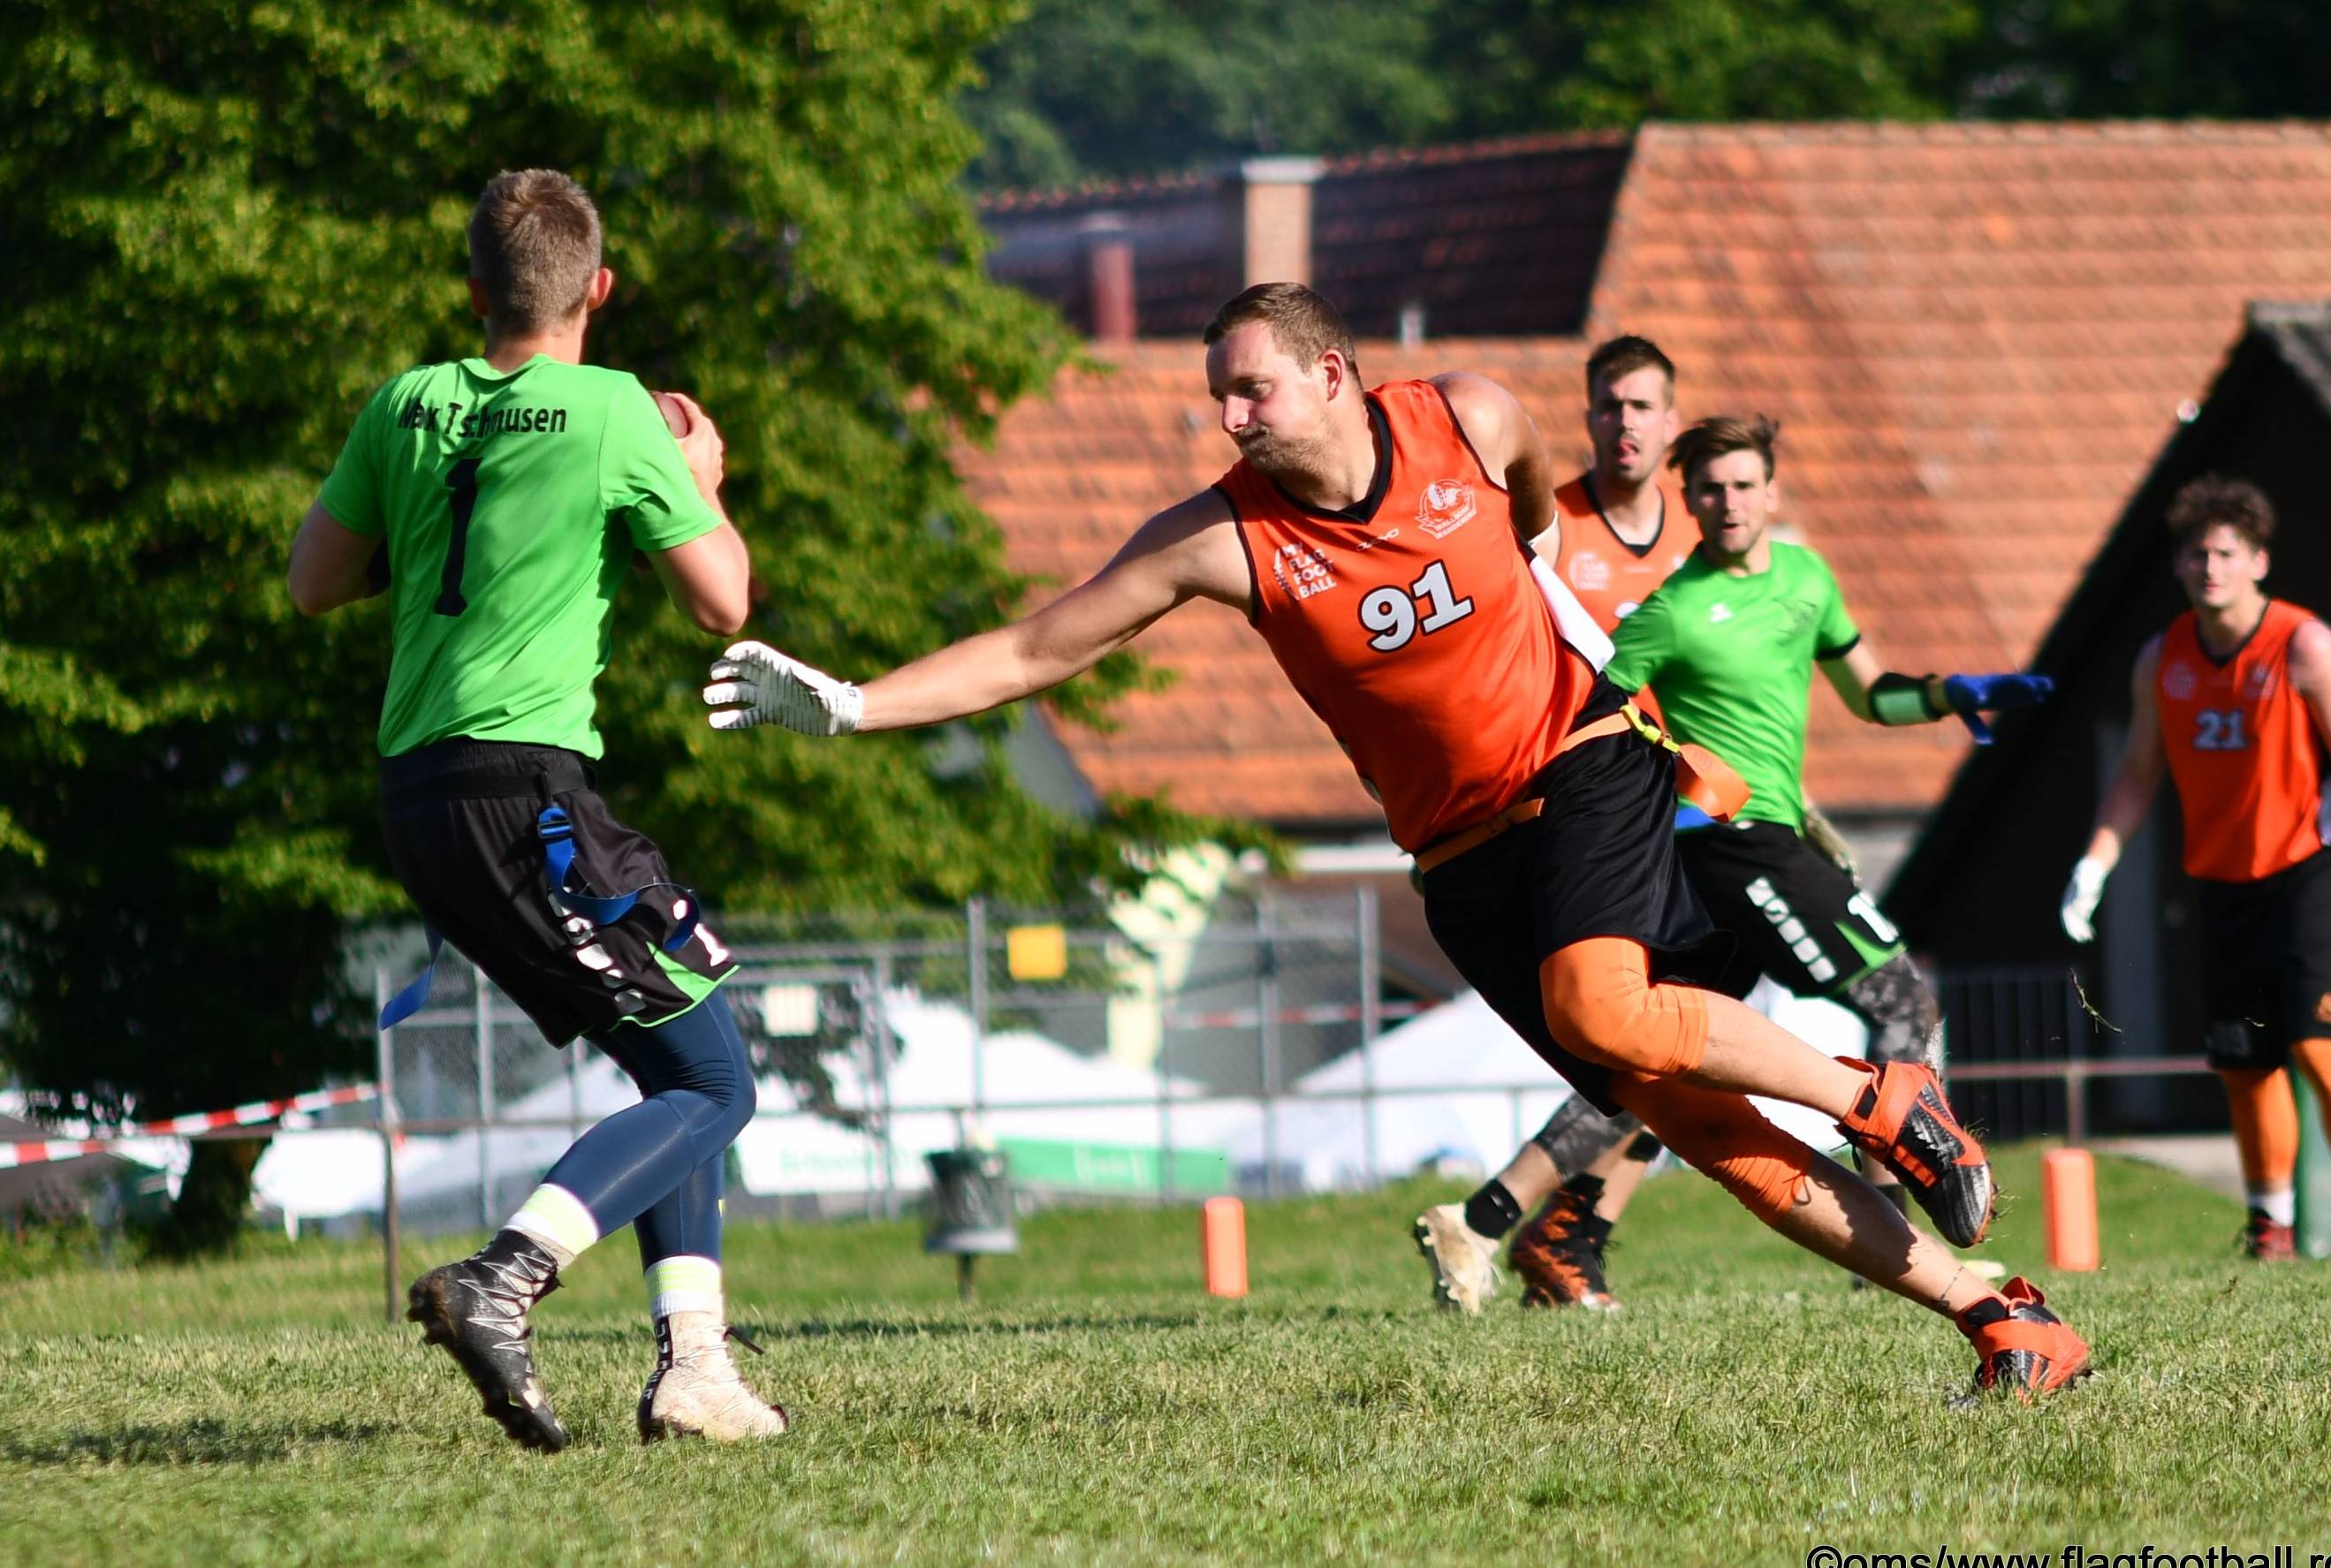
[704,490,1249,736]
[286,502,384,617]
[1432,372,1559,543]
[2060,635,2166,941]
[2285,617,2331,746]
[643,393,750,635]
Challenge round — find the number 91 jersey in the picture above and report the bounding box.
[2156,599,2329,882]
[320,356,724,761]
[1219,380,1599,852]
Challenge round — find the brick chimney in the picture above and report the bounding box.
[1235,156,1323,288]
[1077,213,1135,345]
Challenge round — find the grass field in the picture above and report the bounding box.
[4,1145,2328,1568]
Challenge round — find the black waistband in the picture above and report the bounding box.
[379,739,593,809]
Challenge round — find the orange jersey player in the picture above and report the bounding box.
[2062,475,2331,1261]
[707,283,2089,1404]
[1538,336,1692,726]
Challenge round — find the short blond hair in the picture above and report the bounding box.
[467,170,603,334]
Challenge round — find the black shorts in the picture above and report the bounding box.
[1419,683,1732,1114]
[2195,847,2331,1070]
[379,739,737,1046]
[1674,820,1905,1002]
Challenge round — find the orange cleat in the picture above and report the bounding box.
[2244,1208,2297,1261]
[1836,1058,1995,1247]
[1953,1276,2092,1406]
[1508,1179,1620,1311]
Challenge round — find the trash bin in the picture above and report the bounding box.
[924,1147,1017,1256]
[925,1146,1015,1303]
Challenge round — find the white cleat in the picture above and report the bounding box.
[1413,1203,1500,1315]
[637,1311,790,1443]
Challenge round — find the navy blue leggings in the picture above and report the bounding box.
[541,993,754,1267]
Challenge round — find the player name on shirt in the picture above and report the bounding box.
[395,399,570,437]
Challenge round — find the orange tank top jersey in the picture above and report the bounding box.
[1219,381,1600,852]
[2156,600,2329,882]
[1548,473,1694,630]
[1546,473,1691,723]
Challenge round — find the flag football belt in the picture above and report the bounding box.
[1412,703,1750,875]
[376,758,703,1031]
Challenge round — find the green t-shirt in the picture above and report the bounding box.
[1605,542,1859,832]
[320,355,722,759]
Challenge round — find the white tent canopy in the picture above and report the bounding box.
[253,990,1242,1221]
[1220,980,1868,1193]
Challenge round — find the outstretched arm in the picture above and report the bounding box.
[1433,372,1559,543]
[1821,642,1943,723]
[705,491,1251,736]
[1821,640,2053,743]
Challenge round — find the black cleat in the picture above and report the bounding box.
[406,1231,571,1452]
[1836,1058,1995,1247]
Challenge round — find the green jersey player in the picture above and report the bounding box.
[288,169,782,1449]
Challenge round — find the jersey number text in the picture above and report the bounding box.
[435,458,483,617]
[1358,561,1474,653]
[2193,708,2249,752]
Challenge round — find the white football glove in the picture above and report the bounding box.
[2060,856,2108,944]
[702,640,864,736]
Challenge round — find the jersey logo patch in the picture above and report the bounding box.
[1272,542,1339,600]
[1417,480,1477,539]
[2246,664,2276,699]
[1568,551,1610,592]
[1708,602,1734,624]
[2162,661,2197,701]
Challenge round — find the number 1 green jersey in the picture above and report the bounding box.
[1604,542,1860,832]
[319,354,724,759]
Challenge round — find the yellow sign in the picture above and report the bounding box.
[1006,924,1068,981]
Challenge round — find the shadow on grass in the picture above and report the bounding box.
[550,1303,1412,1348]
[3,1417,389,1466]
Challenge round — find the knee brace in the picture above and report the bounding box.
[1838,954,1942,1066]
[1528,1096,1643,1173]
[1612,1074,1818,1228]
[1541,936,1710,1079]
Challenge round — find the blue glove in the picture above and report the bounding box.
[1940,672,2053,745]
[1673,803,1715,831]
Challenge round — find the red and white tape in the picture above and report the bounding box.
[0,1082,379,1170]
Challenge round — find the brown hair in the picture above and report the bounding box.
[1203,283,1358,377]
[1671,414,1781,483]
[1586,335,1675,399]
[2166,474,2274,549]
[467,170,604,335]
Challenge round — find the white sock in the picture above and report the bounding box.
[2249,1186,2297,1226]
[505,1183,600,1269]
[645,1254,724,1320]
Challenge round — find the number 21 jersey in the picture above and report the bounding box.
[1219,380,1599,852]
[2156,599,2329,882]
[320,355,722,760]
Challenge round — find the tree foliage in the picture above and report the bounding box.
[963,0,2328,189]
[961,0,1454,190]
[0,0,1217,1240]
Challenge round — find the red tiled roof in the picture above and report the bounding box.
[966,122,2331,829]
[1596,122,2331,813]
